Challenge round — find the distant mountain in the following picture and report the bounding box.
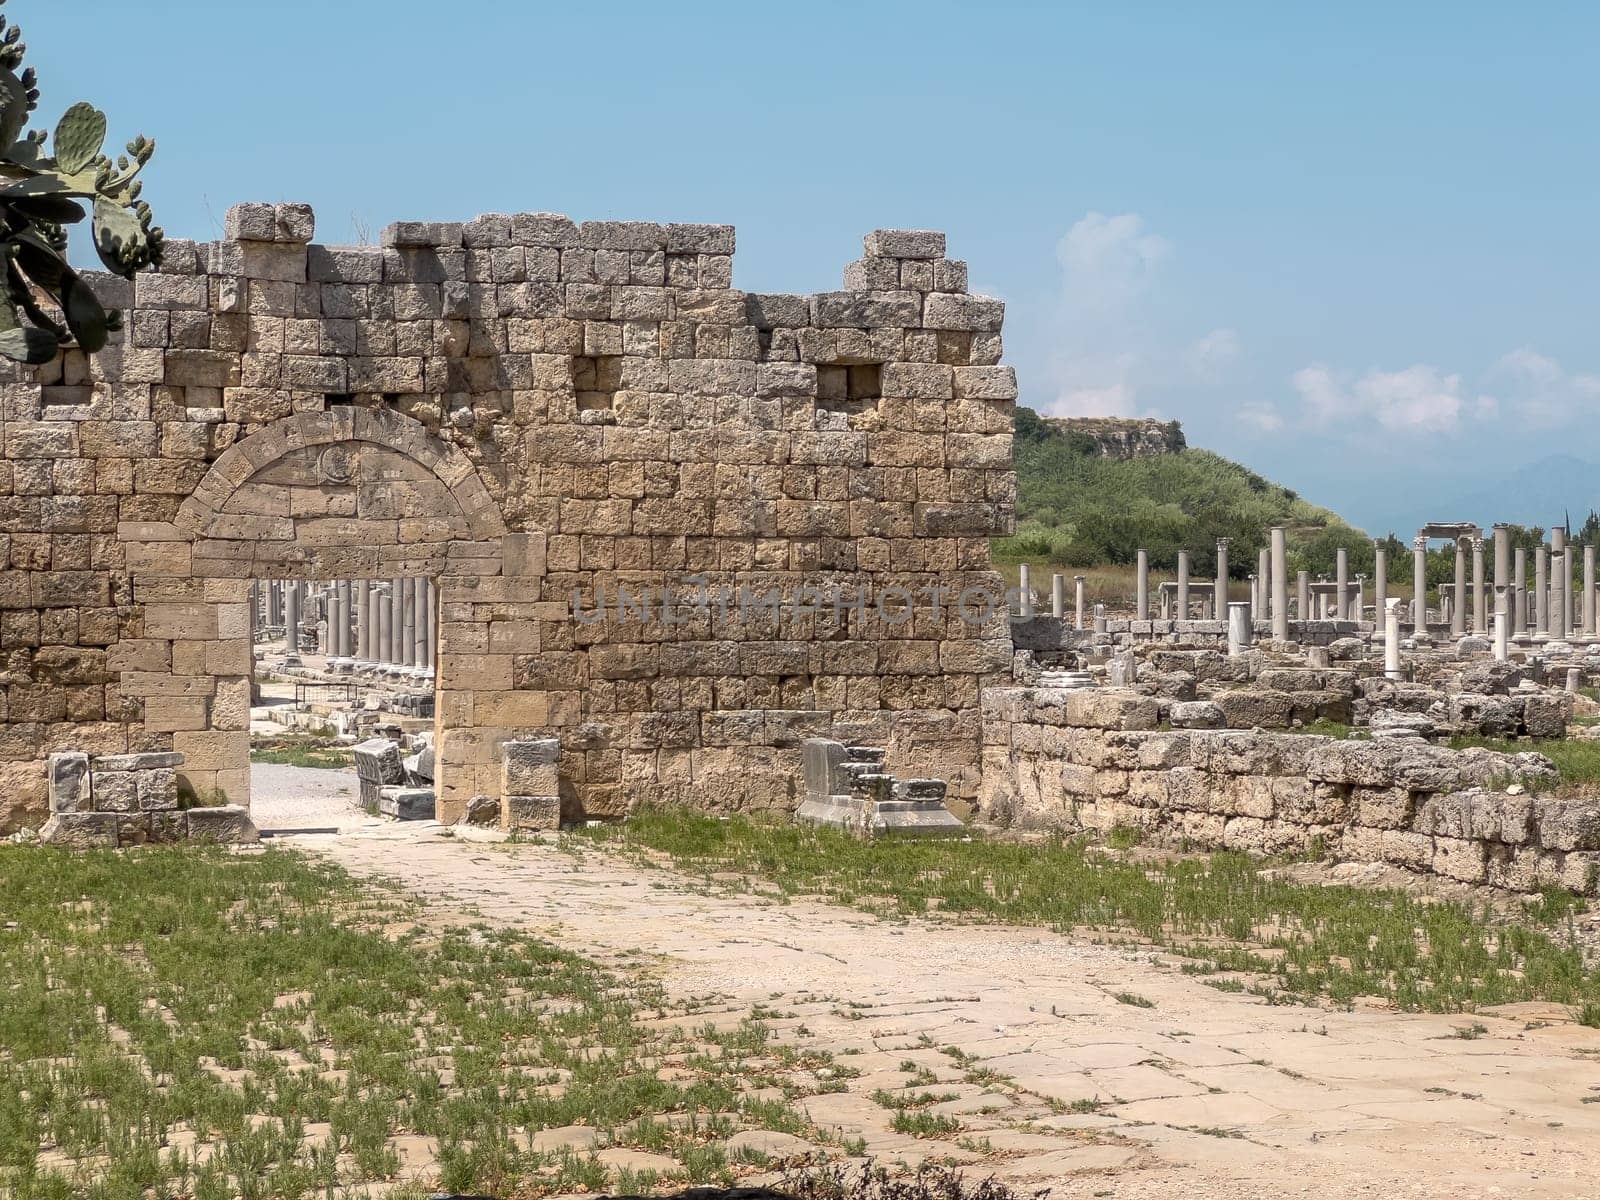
[1426,455,1600,534]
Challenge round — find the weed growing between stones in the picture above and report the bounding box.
[0,846,842,1197]
[575,807,1600,1016]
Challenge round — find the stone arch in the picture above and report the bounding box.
[177,409,505,570]
[118,407,540,820]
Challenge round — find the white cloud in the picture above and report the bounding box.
[1184,328,1240,382]
[1237,402,1283,433]
[1056,212,1171,314]
[1043,213,1236,419]
[1291,362,1465,434]
[1487,348,1600,428]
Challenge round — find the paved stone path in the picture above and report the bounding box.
[295,820,1600,1199]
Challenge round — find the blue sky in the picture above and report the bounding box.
[29,1,1600,534]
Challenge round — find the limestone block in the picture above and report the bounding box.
[383,221,463,248]
[92,771,138,813]
[138,768,178,812]
[1169,701,1224,729]
[502,737,561,797]
[40,812,119,849]
[864,230,946,260]
[1536,798,1600,852]
[923,293,1004,332]
[1432,836,1488,884]
[48,751,90,813]
[184,805,260,844]
[504,794,560,831]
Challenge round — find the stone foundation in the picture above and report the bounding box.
[979,687,1600,893]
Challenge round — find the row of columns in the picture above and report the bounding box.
[250,578,437,672]
[1407,529,1600,643]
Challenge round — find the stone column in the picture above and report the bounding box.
[1494,586,1509,662]
[1553,553,1568,642]
[1494,526,1510,600]
[1384,601,1402,680]
[1451,539,1466,638]
[389,577,404,663]
[1177,551,1190,621]
[1412,536,1428,632]
[401,578,417,667]
[415,579,431,668]
[1270,527,1288,641]
[1248,574,1259,615]
[1214,538,1229,623]
[1471,538,1486,633]
[1354,575,1366,623]
[1553,529,1568,639]
[1074,576,1086,630]
[1093,603,1107,634]
[1227,601,1252,657]
[1514,547,1527,634]
[423,579,436,669]
[1335,548,1349,622]
[1257,546,1271,620]
[1586,545,1597,639]
[1297,571,1310,621]
[1017,563,1033,619]
[285,583,300,655]
[1373,541,1387,626]
[1051,573,1065,619]
[1135,550,1149,621]
[335,581,349,658]
[356,580,370,661]
[1535,545,1548,638]
[377,583,392,665]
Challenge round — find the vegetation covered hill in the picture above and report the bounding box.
[996,408,1379,579]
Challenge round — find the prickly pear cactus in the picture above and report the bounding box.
[0,0,162,364]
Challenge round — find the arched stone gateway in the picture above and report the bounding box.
[119,408,541,817]
[1,202,1016,837]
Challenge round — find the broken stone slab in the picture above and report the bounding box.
[459,794,500,826]
[377,787,435,821]
[184,805,260,844]
[90,752,184,772]
[40,811,119,849]
[353,738,405,785]
[48,752,89,814]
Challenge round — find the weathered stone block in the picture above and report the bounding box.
[504,794,560,831]
[48,752,90,814]
[40,812,119,848]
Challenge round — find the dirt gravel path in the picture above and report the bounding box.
[295,821,1600,1199]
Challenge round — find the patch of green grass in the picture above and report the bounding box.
[573,807,1600,1016]
[1578,1002,1600,1028]
[1106,825,1145,850]
[0,845,832,1198]
[1113,992,1155,1009]
[889,1110,963,1139]
[249,736,350,771]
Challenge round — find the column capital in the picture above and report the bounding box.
[1216,537,1230,549]
[1413,535,1430,552]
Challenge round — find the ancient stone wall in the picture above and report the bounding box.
[0,204,1016,829]
[980,686,1600,893]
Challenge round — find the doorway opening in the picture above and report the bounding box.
[248,576,439,834]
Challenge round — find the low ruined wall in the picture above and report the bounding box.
[39,750,257,848]
[979,687,1600,893]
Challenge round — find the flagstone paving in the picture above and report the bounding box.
[301,821,1600,1199]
